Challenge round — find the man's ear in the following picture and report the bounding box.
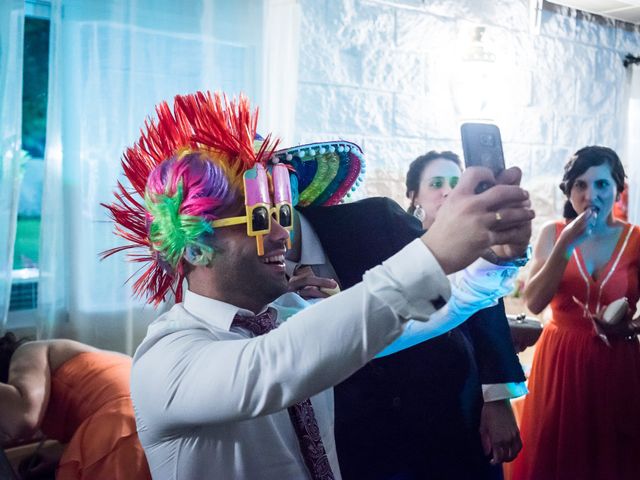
[184,245,213,266]
[408,190,416,206]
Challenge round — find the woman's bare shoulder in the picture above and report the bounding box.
[14,339,127,373]
[45,339,100,370]
[13,339,96,372]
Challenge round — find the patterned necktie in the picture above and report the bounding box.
[233,310,335,480]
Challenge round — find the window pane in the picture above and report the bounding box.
[11,16,49,311]
[22,16,49,158]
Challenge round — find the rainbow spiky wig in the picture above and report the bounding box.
[102,91,277,305]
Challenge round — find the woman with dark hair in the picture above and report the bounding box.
[406,150,462,228]
[0,333,150,479]
[404,150,525,479]
[512,146,640,479]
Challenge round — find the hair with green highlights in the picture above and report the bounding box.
[145,151,241,273]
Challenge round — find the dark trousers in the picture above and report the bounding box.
[335,329,503,480]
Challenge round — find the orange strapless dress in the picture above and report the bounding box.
[512,222,640,480]
[40,351,151,479]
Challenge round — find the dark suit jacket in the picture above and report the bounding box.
[301,197,525,480]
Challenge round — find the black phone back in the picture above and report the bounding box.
[460,123,505,175]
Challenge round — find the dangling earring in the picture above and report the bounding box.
[413,204,425,222]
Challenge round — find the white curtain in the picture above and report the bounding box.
[626,63,640,225]
[39,0,300,353]
[260,0,301,146]
[0,0,24,333]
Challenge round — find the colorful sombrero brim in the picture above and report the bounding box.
[272,141,365,207]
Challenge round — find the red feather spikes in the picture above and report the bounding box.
[101,91,278,306]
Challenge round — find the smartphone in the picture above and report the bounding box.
[460,122,505,174]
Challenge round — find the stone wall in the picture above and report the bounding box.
[293,0,640,237]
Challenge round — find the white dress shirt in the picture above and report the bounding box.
[132,239,451,480]
[286,212,527,401]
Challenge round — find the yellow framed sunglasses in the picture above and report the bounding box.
[211,164,293,255]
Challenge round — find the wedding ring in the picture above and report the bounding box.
[495,211,503,222]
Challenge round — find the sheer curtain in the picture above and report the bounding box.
[626,63,640,225]
[0,0,24,333]
[39,0,300,353]
[260,0,301,145]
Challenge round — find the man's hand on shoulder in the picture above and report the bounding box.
[288,265,339,299]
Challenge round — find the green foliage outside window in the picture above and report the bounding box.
[22,16,49,159]
[14,17,49,271]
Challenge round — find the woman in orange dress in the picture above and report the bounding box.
[512,146,640,479]
[0,333,151,479]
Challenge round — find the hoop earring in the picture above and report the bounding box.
[413,204,425,222]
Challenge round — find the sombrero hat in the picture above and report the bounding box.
[270,141,366,207]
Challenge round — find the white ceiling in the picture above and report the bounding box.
[549,0,640,23]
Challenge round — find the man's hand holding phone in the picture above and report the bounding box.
[460,122,532,261]
[421,166,534,275]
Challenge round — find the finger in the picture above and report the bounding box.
[496,166,522,186]
[477,184,530,211]
[490,447,503,465]
[493,198,532,210]
[455,167,497,195]
[565,212,593,241]
[489,226,535,247]
[574,208,594,227]
[488,208,535,231]
[500,443,515,462]
[288,277,313,292]
[289,275,338,290]
[292,264,315,277]
[495,442,511,463]
[513,434,523,457]
[494,243,530,260]
[480,431,492,456]
[298,286,331,299]
[502,447,514,463]
[505,441,520,462]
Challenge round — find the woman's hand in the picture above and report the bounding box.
[558,208,597,252]
[288,265,339,300]
[525,209,595,316]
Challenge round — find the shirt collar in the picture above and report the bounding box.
[285,212,328,275]
[183,289,256,332]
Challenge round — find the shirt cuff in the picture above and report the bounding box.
[452,257,518,299]
[465,257,518,284]
[482,382,528,401]
[364,239,451,322]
